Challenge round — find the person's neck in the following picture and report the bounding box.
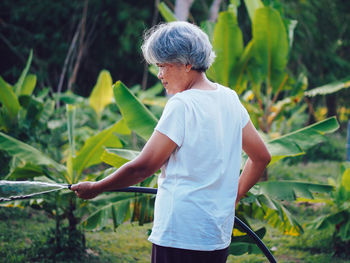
[186,72,216,91]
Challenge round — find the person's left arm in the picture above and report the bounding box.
[71,131,177,199]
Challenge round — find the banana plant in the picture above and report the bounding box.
[0,70,133,240]
[0,50,38,131]
[0,50,56,178]
[208,1,301,133]
[158,1,302,134]
[304,163,350,252]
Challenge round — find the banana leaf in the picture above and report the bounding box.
[0,132,66,174]
[20,74,37,96]
[83,198,131,230]
[0,76,20,120]
[14,49,33,95]
[207,11,243,87]
[229,227,266,255]
[251,7,288,91]
[89,70,113,117]
[243,0,263,22]
[6,163,45,180]
[102,148,140,168]
[158,2,177,22]
[342,168,350,191]
[113,81,158,141]
[231,40,254,93]
[252,181,334,201]
[82,192,149,230]
[73,119,130,177]
[267,117,339,165]
[304,76,350,97]
[241,180,334,235]
[240,194,303,235]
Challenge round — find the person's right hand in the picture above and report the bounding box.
[70,181,101,200]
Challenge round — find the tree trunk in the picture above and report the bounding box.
[68,0,89,92]
[174,0,195,21]
[209,0,222,22]
[141,0,160,90]
[68,197,78,234]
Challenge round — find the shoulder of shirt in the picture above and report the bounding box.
[215,83,239,99]
[164,94,187,111]
[167,92,189,105]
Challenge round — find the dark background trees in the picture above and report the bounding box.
[0,0,155,96]
[280,0,350,118]
[1,0,349,110]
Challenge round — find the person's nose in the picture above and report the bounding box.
[157,69,163,80]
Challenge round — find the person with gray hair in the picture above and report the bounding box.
[71,21,271,263]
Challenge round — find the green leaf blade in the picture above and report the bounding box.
[73,119,130,177]
[113,81,158,141]
[102,148,140,168]
[252,7,288,89]
[0,77,20,119]
[158,2,178,22]
[0,132,66,173]
[267,117,339,165]
[14,49,33,95]
[20,74,37,96]
[89,70,113,117]
[207,11,244,87]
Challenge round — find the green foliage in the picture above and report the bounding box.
[207,11,243,87]
[113,81,158,141]
[0,132,66,175]
[0,51,59,178]
[244,0,264,21]
[280,0,350,115]
[252,7,289,90]
[158,2,177,22]
[0,76,20,120]
[72,119,129,179]
[307,163,350,255]
[29,226,86,262]
[266,117,339,165]
[304,76,350,97]
[89,70,114,119]
[230,227,266,255]
[201,1,300,133]
[0,69,138,257]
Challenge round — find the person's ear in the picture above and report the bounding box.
[185,64,192,73]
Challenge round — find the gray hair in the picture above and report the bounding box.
[141,21,215,72]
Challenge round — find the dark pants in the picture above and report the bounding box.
[151,244,229,263]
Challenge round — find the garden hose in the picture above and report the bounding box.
[113,186,277,263]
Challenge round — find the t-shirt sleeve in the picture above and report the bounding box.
[240,101,250,128]
[231,90,250,128]
[155,97,185,147]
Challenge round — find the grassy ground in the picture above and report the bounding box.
[1,204,349,263]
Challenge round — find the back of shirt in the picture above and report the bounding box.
[148,84,250,251]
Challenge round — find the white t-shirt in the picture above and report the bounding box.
[148,84,250,251]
